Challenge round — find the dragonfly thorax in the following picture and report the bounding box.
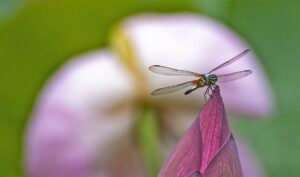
[204,74,218,85]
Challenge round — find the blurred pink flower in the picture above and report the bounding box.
[26,14,270,177]
[158,87,243,177]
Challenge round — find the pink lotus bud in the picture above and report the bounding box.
[158,87,243,177]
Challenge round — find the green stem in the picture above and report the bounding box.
[137,106,162,177]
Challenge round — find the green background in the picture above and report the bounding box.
[1,0,300,176]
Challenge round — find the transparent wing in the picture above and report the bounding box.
[209,49,250,73]
[149,65,201,77]
[217,70,252,83]
[151,80,196,95]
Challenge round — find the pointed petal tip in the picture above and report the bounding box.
[205,86,222,105]
[200,85,231,172]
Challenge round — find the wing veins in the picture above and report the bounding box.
[151,80,196,95]
[217,70,252,83]
[209,49,250,73]
[149,65,201,77]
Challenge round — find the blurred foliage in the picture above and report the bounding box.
[0,0,26,21]
[0,0,300,177]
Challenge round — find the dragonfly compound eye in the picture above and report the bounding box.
[209,74,218,84]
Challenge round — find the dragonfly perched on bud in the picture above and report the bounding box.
[149,49,252,100]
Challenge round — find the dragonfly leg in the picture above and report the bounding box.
[185,86,198,95]
[209,86,214,96]
[209,84,217,94]
[204,86,210,102]
[210,85,214,94]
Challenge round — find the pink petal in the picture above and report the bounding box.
[236,139,265,177]
[204,134,243,177]
[200,87,230,172]
[26,50,142,177]
[121,14,273,117]
[158,116,203,177]
[26,106,94,177]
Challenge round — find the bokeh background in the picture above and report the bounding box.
[1,0,300,177]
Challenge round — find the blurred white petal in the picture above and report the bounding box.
[120,14,273,117]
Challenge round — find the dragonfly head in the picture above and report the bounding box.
[207,74,218,85]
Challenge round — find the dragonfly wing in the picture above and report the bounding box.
[151,80,196,95]
[209,49,250,73]
[149,65,201,77]
[217,70,252,83]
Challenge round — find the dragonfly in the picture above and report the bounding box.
[149,49,252,100]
